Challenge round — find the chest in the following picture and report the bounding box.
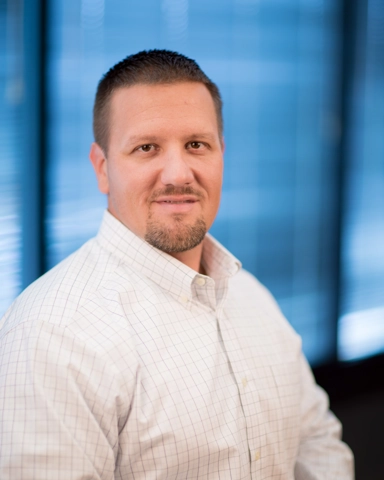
[117,292,301,479]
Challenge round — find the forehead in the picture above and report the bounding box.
[108,82,219,136]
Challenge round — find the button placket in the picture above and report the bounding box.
[193,276,216,311]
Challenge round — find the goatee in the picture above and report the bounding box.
[145,215,207,253]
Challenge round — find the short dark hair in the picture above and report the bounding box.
[93,49,223,154]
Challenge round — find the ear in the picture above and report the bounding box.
[89,142,109,194]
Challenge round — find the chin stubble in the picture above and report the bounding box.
[144,215,207,254]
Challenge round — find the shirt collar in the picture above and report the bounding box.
[96,210,241,300]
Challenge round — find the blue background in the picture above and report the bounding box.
[1,0,383,366]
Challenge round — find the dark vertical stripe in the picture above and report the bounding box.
[21,0,47,289]
[333,0,368,361]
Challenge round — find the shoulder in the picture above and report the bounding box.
[0,237,139,376]
[229,268,285,320]
[230,268,271,298]
[227,268,302,359]
[1,236,129,335]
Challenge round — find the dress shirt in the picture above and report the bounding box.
[0,211,353,480]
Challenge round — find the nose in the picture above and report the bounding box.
[160,147,194,187]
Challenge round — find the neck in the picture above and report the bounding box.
[169,242,204,273]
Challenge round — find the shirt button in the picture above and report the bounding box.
[242,377,248,387]
[195,277,206,286]
[254,451,260,461]
[180,294,189,304]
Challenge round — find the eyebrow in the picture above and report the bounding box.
[127,135,161,145]
[187,133,217,142]
[127,132,217,145]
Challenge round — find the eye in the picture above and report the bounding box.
[137,144,155,153]
[187,141,206,150]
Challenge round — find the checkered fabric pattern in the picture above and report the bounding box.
[0,211,354,479]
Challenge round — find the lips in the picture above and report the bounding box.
[152,196,199,214]
[155,196,198,204]
[158,200,196,204]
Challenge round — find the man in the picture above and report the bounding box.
[0,50,353,479]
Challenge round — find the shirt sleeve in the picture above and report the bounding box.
[294,354,355,480]
[0,318,136,480]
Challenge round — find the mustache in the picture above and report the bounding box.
[148,186,204,202]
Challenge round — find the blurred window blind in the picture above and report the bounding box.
[338,0,384,361]
[0,0,23,316]
[6,0,384,365]
[46,0,341,365]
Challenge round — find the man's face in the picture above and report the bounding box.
[90,82,224,254]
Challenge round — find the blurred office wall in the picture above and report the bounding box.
[0,0,383,367]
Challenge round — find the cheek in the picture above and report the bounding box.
[107,168,137,216]
[108,164,143,200]
[203,164,223,216]
[209,164,223,198]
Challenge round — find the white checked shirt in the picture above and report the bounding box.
[0,211,353,479]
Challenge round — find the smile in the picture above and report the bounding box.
[153,197,199,213]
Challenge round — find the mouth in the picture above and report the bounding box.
[153,196,199,213]
[158,200,196,204]
[155,195,199,204]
